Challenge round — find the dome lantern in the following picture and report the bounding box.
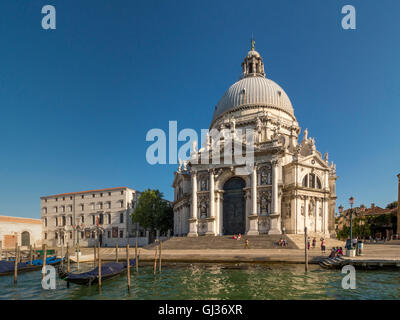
[241,38,265,78]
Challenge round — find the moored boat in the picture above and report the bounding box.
[58,259,136,286]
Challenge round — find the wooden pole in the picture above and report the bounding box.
[126,245,131,291]
[42,244,47,280]
[30,245,33,265]
[0,243,2,261]
[13,244,19,284]
[159,241,162,273]
[66,244,70,288]
[60,245,63,268]
[6,250,8,261]
[66,245,70,273]
[153,245,158,275]
[116,242,119,262]
[98,242,102,289]
[304,227,309,272]
[135,241,138,273]
[76,243,80,271]
[93,244,97,267]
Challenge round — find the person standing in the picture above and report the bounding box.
[321,238,326,254]
[312,237,316,249]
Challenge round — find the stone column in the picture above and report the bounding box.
[397,174,400,237]
[206,169,215,235]
[215,192,220,236]
[269,160,281,234]
[188,171,198,237]
[315,198,320,232]
[272,160,279,214]
[247,166,259,235]
[323,198,329,235]
[252,165,257,215]
[304,196,309,232]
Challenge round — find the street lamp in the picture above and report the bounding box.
[349,196,354,248]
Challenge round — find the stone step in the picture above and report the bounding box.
[145,235,298,250]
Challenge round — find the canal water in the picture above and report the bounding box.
[0,263,399,300]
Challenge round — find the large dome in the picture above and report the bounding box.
[211,47,294,124]
[212,76,294,122]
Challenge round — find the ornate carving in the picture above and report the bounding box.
[259,164,272,185]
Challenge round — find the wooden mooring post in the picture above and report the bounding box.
[135,241,138,273]
[126,245,131,291]
[66,245,70,273]
[93,245,97,267]
[42,244,47,280]
[159,241,162,273]
[116,243,119,262]
[304,227,309,272]
[153,245,158,275]
[98,242,102,289]
[60,245,63,268]
[66,244,70,288]
[76,243,80,271]
[30,245,33,265]
[13,244,19,284]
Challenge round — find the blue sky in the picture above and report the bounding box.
[0,0,399,218]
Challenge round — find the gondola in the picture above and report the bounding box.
[0,256,64,276]
[58,259,136,286]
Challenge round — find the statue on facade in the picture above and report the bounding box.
[303,128,308,141]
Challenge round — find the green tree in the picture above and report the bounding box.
[131,189,173,234]
[386,201,398,209]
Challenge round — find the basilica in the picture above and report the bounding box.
[172,42,337,237]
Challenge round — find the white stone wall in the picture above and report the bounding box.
[0,216,42,249]
[41,187,149,247]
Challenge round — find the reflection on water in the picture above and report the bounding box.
[0,263,399,300]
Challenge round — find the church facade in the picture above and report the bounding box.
[172,44,337,237]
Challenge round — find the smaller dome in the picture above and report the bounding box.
[247,50,261,58]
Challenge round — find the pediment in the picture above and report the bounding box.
[298,154,329,169]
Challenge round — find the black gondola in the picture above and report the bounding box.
[58,259,136,286]
[0,256,64,276]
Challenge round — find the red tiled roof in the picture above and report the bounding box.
[41,186,134,199]
[0,215,42,225]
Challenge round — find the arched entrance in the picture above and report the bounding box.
[223,177,246,235]
[21,231,30,246]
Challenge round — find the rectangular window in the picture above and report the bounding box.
[107,202,111,209]
[44,233,47,240]
[120,200,124,208]
[108,192,111,196]
[43,207,47,214]
[63,197,65,201]
[119,230,123,238]
[112,227,118,238]
[92,194,95,198]
[91,203,95,210]
[120,190,124,195]
[120,213,124,223]
[81,204,84,211]
[81,195,84,199]
[100,193,103,197]
[55,207,58,213]
[107,231,111,238]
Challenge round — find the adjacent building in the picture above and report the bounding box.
[0,215,42,249]
[172,43,337,237]
[41,186,149,247]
